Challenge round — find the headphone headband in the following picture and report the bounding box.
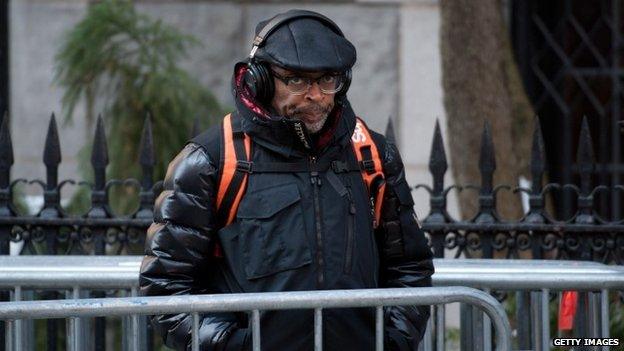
[243,10,352,104]
[249,10,344,59]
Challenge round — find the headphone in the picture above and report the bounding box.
[243,10,352,103]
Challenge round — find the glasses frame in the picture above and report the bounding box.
[271,70,344,95]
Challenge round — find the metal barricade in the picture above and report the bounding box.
[432,259,624,351]
[0,256,142,351]
[0,286,510,351]
[0,256,623,350]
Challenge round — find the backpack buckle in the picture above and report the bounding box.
[331,161,349,173]
[236,161,253,173]
[360,159,375,174]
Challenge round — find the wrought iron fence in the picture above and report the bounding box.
[421,117,624,264]
[1,114,623,260]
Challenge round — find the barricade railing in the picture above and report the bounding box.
[0,257,622,350]
[432,259,624,351]
[0,286,511,351]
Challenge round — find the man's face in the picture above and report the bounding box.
[269,66,336,134]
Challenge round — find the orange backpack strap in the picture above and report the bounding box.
[216,113,252,227]
[351,117,386,228]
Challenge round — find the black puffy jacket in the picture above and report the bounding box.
[139,65,434,351]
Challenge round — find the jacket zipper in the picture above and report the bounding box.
[310,156,324,288]
[343,186,356,274]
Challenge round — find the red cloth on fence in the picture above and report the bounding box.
[558,291,578,331]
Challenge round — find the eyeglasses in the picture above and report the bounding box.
[271,70,344,95]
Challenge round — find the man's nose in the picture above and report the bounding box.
[305,81,323,101]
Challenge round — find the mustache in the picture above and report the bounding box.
[288,103,333,117]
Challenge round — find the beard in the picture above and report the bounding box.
[285,102,334,134]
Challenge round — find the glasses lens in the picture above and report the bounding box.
[286,77,308,94]
[283,75,344,94]
[318,75,336,91]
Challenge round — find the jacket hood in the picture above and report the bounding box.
[231,62,357,158]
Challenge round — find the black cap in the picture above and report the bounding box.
[251,10,356,72]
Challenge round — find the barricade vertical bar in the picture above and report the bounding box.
[472,305,484,351]
[375,306,383,351]
[530,291,540,350]
[73,287,82,351]
[121,306,128,351]
[314,308,322,351]
[482,289,491,351]
[65,291,79,351]
[12,287,21,351]
[423,307,433,351]
[588,292,599,338]
[121,289,130,351]
[5,320,13,351]
[67,316,75,351]
[131,288,140,351]
[435,305,445,351]
[600,289,609,351]
[252,310,260,351]
[540,289,550,351]
[191,313,199,351]
[516,292,531,350]
[459,304,472,350]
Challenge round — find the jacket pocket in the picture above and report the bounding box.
[237,183,312,280]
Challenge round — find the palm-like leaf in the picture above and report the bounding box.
[55,0,222,214]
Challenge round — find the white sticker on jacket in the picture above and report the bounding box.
[352,121,367,143]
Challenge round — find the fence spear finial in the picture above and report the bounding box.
[43,113,61,168]
[385,117,396,145]
[139,113,155,205]
[139,113,154,169]
[577,116,594,194]
[91,115,109,190]
[530,116,545,193]
[429,119,447,194]
[478,120,496,194]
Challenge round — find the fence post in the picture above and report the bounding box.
[424,120,450,351]
[517,117,548,349]
[136,115,155,351]
[425,120,449,259]
[41,114,62,350]
[0,116,13,351]
[87,116,110,351]
[573,117,596,341]
[0,116,13,254]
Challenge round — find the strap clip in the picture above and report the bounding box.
[331,161,349,173]
[236,161,253,174]
[360,159,375,174]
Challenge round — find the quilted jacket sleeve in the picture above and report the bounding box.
[139,143,248,351]
[373,133,435,351]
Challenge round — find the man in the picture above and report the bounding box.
[139,9,434,351]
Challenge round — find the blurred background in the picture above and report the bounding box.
[1,0,623,349]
